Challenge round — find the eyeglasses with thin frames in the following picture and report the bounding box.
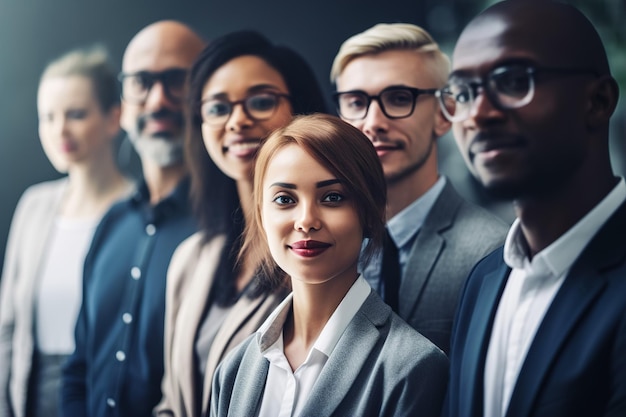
[437,64,599,122]
[333,86,438,121]
[118,68,189,104]
[200,92,291,127]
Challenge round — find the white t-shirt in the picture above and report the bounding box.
[35,216,99,354]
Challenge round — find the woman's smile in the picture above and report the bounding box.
[289,240,332,257]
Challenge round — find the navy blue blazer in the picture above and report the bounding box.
[444,201,626,417]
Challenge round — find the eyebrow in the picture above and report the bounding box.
[449,58,538,80]
[268,179,342,189]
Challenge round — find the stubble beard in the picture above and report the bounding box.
[385,137,435,187]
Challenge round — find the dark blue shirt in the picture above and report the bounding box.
[61,179,197,417]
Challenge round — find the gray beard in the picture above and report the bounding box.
[128,134,184,168]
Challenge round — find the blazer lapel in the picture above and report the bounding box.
[299,293,388,416]
[399,181,461,319]
[505,266,606,417]
[400,231,444,318]
[506,202,626,417]
[460,262,510,416]
[227,345,269,416]
[201,292,266,411]
[175,237,224,416]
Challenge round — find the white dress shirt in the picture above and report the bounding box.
[484,178,626,417]
[256,276,371,417]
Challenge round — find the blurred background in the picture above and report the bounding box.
[0,0,624,271]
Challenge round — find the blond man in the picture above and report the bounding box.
[332,23,508,354]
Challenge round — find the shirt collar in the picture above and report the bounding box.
[387,176,446,249]
[257,276,371,357]
[129,176,191,223]
[504,177,626,277]
[130,176,190,206]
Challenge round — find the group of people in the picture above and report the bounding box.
[0,0,624,416]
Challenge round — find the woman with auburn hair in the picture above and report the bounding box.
[212,114,448,417]
[155,30,328,417]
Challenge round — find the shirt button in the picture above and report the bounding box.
[107,398,116,408]
[122,313,133,324]
[131,267,141,280]
[145,224,156,236]
[116,350,126,362]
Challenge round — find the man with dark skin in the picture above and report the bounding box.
[442,1,626,416]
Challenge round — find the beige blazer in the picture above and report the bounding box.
[155,232,288,417]
[0,179,67,417]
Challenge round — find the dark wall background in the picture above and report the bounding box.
[0,0,623,273]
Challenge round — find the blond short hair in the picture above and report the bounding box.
[330,23,450,86]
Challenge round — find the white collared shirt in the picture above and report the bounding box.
[256,276,371,417]
[484,178,626,417]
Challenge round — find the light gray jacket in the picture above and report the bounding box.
[0,179,67,417]
[399,181,508,354]
[211,291,449,417]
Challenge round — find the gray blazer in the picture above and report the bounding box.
[399,181,508,354]
[211,291,449,417]
[0,179,67,417]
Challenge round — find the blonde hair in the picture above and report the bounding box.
[330,23,450,86]
[41,44,119,111]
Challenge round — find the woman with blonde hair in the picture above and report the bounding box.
[0,45,134,417]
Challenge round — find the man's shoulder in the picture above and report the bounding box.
[346,292,448,370]
[93,195,136,231]
[430,185,509,238]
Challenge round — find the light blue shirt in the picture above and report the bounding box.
[360,176,447,299]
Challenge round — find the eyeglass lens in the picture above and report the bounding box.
[121,69,188,103]
[336,88,417,120]
[439,65,535,122]
[201,93,283,125]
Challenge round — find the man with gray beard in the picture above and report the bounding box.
[61,21,204,417]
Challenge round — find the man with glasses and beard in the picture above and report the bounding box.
[331,23,508,355]
[61,21,204,417]
[442,1,626,416]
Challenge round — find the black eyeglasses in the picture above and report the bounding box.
[438,64,599,122]
[118,68,189,104]
[200,92,291,127]
[333,86,438,120]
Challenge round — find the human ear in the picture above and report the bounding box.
[433,100,452,138]
[586,75,619,129]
